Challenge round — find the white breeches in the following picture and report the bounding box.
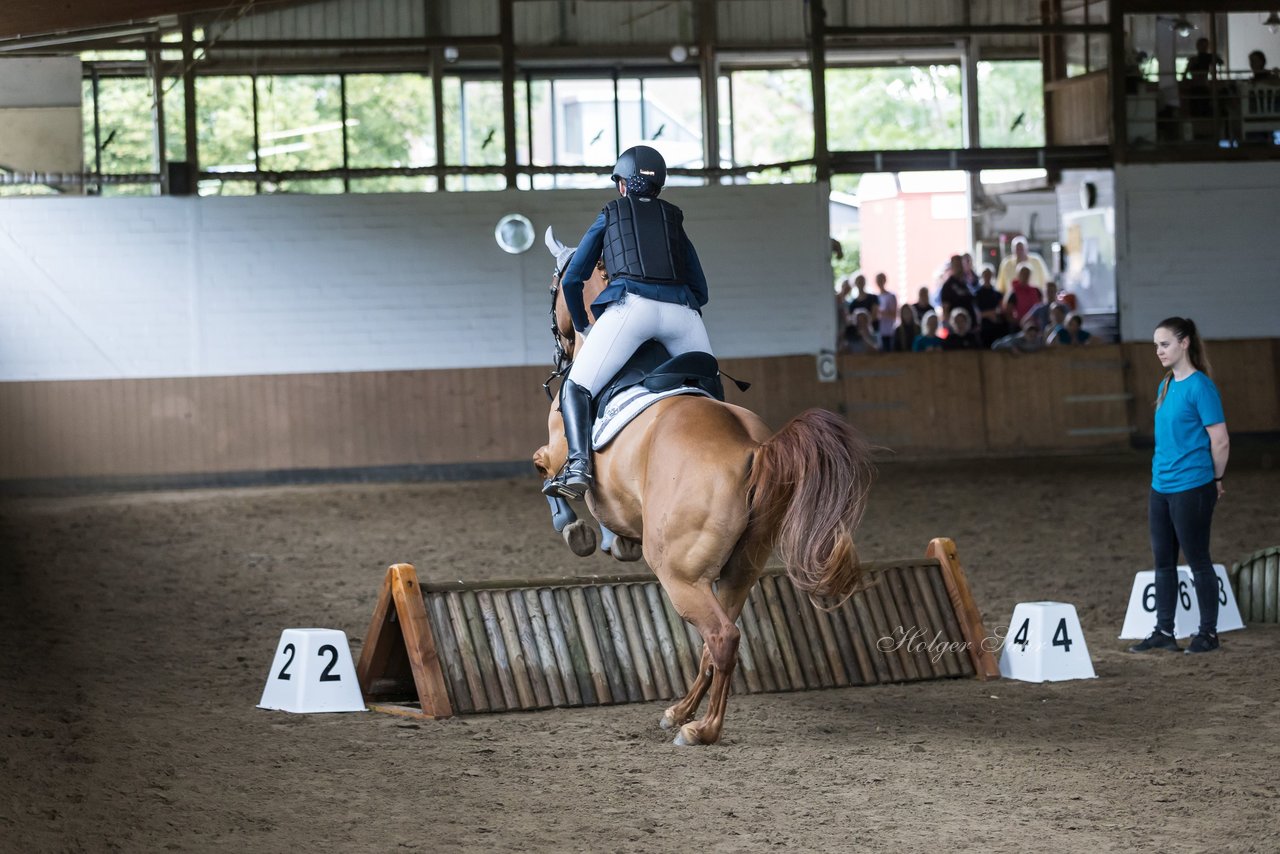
[567,293,713,396]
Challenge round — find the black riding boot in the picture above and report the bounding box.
[542,379,594,500]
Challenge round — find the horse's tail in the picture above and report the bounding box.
[747,409,873,606]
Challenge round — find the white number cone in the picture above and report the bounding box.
[258,628,367,713]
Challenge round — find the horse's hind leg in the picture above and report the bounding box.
[660,544,765,745]
[659,580,739,746]
[660,644,713,732]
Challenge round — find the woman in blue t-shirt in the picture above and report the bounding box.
[1129,317,1230,655]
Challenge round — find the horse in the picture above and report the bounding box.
[532,229,873,746]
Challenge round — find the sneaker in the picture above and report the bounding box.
[1128,630,1181,653]
[1184,633,1220,654]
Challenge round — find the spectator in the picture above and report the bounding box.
[1248,50,1279,83]
[938,255,976,327]
[912,312,944,353]
[1027,281,1062,330]
[973,267,1009,348]
[961,253,981,293]
[1043,303,1070,345]
[849,274,879,318]
[835,278,854,352]
[912,286,934,320]
[995,236,1050,294]
[991,317,1045,356]
[847,308,881,354]
[1056,283,1079,313]
[1183,37,1223,83]
[942,309,983,351]
[891,304,920,353]
[1183,38,1224,128]
[874,272,898,351]
[1060,312,1094,346]
[1005,266,1043,328]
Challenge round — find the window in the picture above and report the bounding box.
[256,75,344,173]
[197,76,255,178]
[826,66,963,150]
[726,69,813,167]
[442,78,505,190]
[346,73,435,170]
[978,61,1046,148]
[637,77,703,174]
[83,76,157,195]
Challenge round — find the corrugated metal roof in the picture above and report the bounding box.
[209,0,1049,56]
[716,1,806,45]
[515,1,692,47]
[219,0,426,40]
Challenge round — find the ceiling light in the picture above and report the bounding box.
[1265,11,1280,34]
[1171,17,1195,38]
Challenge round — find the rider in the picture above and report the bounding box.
[543,145,713,500]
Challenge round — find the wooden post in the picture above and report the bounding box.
[356,563,454,718]
[926,538,1001,680]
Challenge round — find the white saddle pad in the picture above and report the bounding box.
[591,386,711,451]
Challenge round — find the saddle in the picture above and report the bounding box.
[588,340,728,450]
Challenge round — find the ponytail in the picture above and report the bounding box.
[1154,316,1213,408]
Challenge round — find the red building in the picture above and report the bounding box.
[857,171,970,306]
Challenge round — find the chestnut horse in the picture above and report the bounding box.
[533,230,872,746]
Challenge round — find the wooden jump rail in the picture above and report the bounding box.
[356,536,1000,719]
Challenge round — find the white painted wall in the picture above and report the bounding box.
[0,57,82,175]
[0,184,832,380]
[0,58,82,108]
[1115,161,1280,341]
[1226,12,1280,73]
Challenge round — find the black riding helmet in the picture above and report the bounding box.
[611,145,666,196]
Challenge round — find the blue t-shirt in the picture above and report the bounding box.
[912,334,943,352]
[1152,371,1224,493]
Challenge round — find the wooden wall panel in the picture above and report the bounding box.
[721,355,844,430]
[2,342,1276,484]
[837,352,987,454]
[1125,339,1280,440]
[0,367,553,480]
[1046,71,1110,146]
[983,346,1132,451]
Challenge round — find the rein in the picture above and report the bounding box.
[542,255,573,401]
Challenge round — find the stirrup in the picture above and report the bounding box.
[542,461,592,499]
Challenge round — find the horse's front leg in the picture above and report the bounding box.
[545,495,596,556]
[600,524,642,562]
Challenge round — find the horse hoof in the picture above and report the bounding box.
[611,536,643,562]
[673,723,704,747]
[562,520,596,556]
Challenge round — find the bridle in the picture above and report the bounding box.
[542,254,573,401]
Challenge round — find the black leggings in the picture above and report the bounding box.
[1149,481,1218,635]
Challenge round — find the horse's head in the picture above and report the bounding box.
[545,226,608,363]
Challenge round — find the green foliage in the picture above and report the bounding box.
[826,66,963,150]
[444,79,504,168]
[255,75,344,172]
[77,60,1046,195]
[196,76,255,172]
[727,69,814,167]
[830,232,861,286]
[978,61,1045,147]
[82,77,156,176]
[346,74,434,169]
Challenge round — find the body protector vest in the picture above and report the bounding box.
[600,196,689,286]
